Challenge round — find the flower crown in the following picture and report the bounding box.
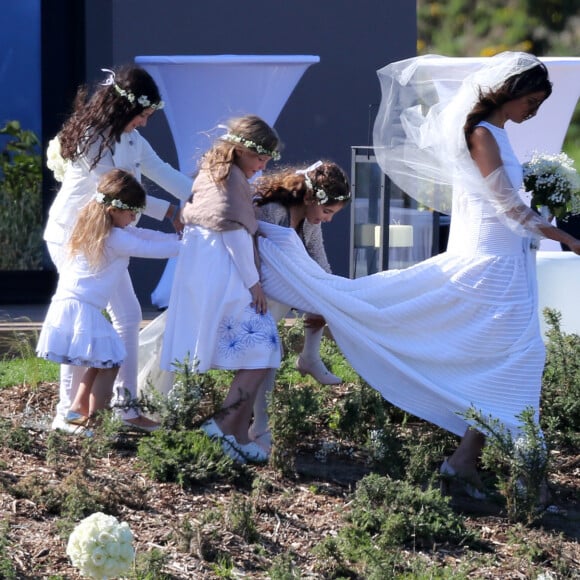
[221,132,281,161]
[297,161,352,205]
[101,69,164,110]
[94,192,145,213]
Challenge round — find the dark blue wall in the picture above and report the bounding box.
[79,0,416,303]
[19,0,415,305]
[0,1,41,142]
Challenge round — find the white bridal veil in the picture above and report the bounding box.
[372,51,545,214]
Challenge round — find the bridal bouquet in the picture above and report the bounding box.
[522,151,580,220]
[66,512,135,579]
[46,136,70,182]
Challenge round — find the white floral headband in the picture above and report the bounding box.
[296,161,351,205]
[101,69,164,110]
[94,192,145,213]
[221,132,281,161]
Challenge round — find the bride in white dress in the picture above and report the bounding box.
[138,53,580,494]
[257,52,580,496]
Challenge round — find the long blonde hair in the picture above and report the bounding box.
[200,115,281,184]
[68,169,146,270]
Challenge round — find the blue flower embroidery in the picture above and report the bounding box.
[218,333,245,358]
[217,306,280,360]
[218,317,238,339]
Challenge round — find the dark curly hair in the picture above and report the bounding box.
[59,66,162,169]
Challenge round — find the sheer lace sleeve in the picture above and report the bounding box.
[483,166,550,237]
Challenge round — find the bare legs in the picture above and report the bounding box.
[446,428,486,488]
[216,368,269,443]
[69,367,119,419]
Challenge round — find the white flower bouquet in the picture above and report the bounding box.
[66,512,135,579]
[46,136,70,182]
[522,151,580,220]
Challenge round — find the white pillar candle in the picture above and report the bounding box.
[388,224,414,248]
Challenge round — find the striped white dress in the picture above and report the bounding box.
[258,123,544,437]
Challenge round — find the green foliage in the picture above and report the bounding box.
[400,424,457,486]
[0,355,59,389]
[225,493,258,543]
[417,0,579,57]
[211,554,235,579]
[153,356,228,431]
[0,418,34,453]
[0,324,59,389]
[137,429,239,487]
[0,518,17,580]
[269,380,323,475]
[540,308,580,448]
[0,121,43,270]
[464,406,549,524]
[133,548,171,580]
[346,474,471,547]
[329,381,403,443]
[315,473,475,577]
[268,552,303,579]
[11,471,106,520]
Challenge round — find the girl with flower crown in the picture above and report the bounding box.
[160,115,282,464]
[248,160,351,454]
[37,169,181,428]
[45,65,193,434]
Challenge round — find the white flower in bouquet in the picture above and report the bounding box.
[522,151,580,220]
[46,136,70,182]
[66,512,135,579]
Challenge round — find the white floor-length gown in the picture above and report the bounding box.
[258,121,544,438]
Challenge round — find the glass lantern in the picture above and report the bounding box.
[349,146,444,278]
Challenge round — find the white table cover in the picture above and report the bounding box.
[134,55,320,306]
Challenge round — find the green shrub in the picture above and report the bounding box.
[137,429,239,487]
[133,548,171,579]
[315,473,475,578]
[400,424,457,486]
[541,308,580,448]
[269,380,323,475]
[0,418,34,453]
[225,493,258,543]
[328,382,395,444]
[268,552,303,579]
[464,407,549,524]
[345,474,471,548]
[0,121,43,270]
[155,357,228,431]
[0,518,17,580]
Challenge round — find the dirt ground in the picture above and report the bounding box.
[1,381,579,579]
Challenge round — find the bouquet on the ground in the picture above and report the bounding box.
[66,512,135,579]
[522,151,580,220]
[46,136,70,182]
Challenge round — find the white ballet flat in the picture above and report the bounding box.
[296,355,342,385]
[226,436,269,464]
[201,418,223,439]
[200,420,247,464]
[248,424,272,455]
[440,459,487,500]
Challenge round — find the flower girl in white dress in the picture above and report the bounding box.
[37,169,181,429]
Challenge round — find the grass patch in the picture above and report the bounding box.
[0,356,59,389]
